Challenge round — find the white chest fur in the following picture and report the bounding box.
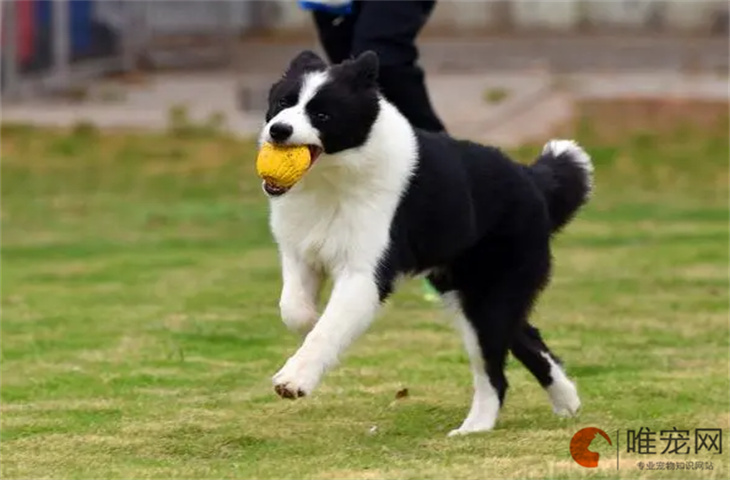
[270,185,393,274]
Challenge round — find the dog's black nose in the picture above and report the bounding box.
[269,123,293,143]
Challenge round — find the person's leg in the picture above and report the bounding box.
[311,7,358,65]
[352,0,445,133]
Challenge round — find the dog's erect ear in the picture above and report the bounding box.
[348,51,379,89]
[284,50,327,77]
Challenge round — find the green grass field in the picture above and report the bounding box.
[2,101,728,479]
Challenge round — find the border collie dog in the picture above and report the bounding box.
[259,50,592,435]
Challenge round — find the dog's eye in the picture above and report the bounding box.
[278,97,293,108]
[314,112,330,122]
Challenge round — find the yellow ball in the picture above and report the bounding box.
[256,143,312,188]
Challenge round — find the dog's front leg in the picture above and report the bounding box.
[279,251,322,335]
[273,270,380,398]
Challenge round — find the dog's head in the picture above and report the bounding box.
[259,50,381,191]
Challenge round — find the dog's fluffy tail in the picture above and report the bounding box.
[528,139,593,234]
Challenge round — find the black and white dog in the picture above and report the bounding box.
[259,50,591,436]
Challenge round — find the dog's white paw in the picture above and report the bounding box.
[547,378,581,417]
[447,408,498,437]
[272,355,322,399]
[448,421,495,437]
[541,353,581,417]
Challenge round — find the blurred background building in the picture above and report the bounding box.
[1,0,728,144]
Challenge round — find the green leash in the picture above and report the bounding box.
[421,278,440,303]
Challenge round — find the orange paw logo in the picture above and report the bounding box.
[570,427,613,468]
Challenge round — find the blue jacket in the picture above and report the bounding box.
[298,0,353,16]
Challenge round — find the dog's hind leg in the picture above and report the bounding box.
[442,291,504,436]
[438,236,554,436]
[510,324,581,417]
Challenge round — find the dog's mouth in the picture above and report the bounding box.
[262,145,323,197]
[262,182,289,197]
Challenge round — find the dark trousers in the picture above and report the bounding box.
[312,0,445,133]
